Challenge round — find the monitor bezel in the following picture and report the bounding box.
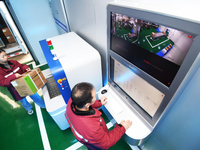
[107,4,200,127]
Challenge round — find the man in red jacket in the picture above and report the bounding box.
[0,48,45,115]
[65,82,132,150]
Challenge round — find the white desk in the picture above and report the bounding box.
[98,85,152,145]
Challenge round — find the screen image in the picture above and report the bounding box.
[110,12,195,87]
[110,57,165,117]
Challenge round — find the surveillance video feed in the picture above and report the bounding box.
[110,12,195,86]
[111,12,195,66]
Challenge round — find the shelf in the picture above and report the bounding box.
[7,49,23,58]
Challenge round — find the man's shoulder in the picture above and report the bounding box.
[8,60,19,65]
[9,60,18,64]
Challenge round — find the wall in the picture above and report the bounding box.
[7,0,59,65]
[64,0,114,85]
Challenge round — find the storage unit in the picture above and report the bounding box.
[40,32,102,130]
[0,2,29,57]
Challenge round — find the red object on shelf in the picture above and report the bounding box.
[47,40,52,45]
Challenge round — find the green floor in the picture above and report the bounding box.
[115,22,174,54]
[0,86,132,150]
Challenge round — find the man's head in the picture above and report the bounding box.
[71,82,96,109]
[0,48,8,64]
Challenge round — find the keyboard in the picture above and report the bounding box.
[45,76,61,99]
[106,95,124,115]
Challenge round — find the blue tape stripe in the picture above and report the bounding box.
[54,17,69,33]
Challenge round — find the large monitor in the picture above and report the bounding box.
[107,3,200,127]
[110,13,195,87]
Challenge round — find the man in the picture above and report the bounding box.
[0,48,45,115]
[65,82,132,150]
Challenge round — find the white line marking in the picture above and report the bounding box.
[132,39,138,43]
[124,34,138,43]
[124,34,127,40]
[106,121,114,129]
[145,35,169,48]
[65,141,83,150]
[35,103,51,150]
[65,122,114,150]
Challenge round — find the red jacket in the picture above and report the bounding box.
[65,98,125,150]
[0,60,29,101]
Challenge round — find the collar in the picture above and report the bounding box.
[71,102,95,116]
[0,61,13,69]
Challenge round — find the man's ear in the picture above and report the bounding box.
[85,103,90,108]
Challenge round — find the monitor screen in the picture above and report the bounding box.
[110,57,165,117]
[110,12,195,87]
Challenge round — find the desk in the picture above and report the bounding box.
[98,85,152,145]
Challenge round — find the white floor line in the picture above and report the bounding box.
[106,121,114,129]
[145,35,169,48]
[65,141,83,150]
[65,122,114,150]
[35,103,51,150]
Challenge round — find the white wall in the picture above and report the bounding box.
[64,0,114,85]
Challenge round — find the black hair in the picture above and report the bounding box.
[0,48,5,53]
[71,82,94,108]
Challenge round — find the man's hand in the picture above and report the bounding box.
[100,96,107,105]
[15,73,22,78]
[120,120,132,130]
[26,68,31,72]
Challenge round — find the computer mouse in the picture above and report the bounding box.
[101,89,107,94]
